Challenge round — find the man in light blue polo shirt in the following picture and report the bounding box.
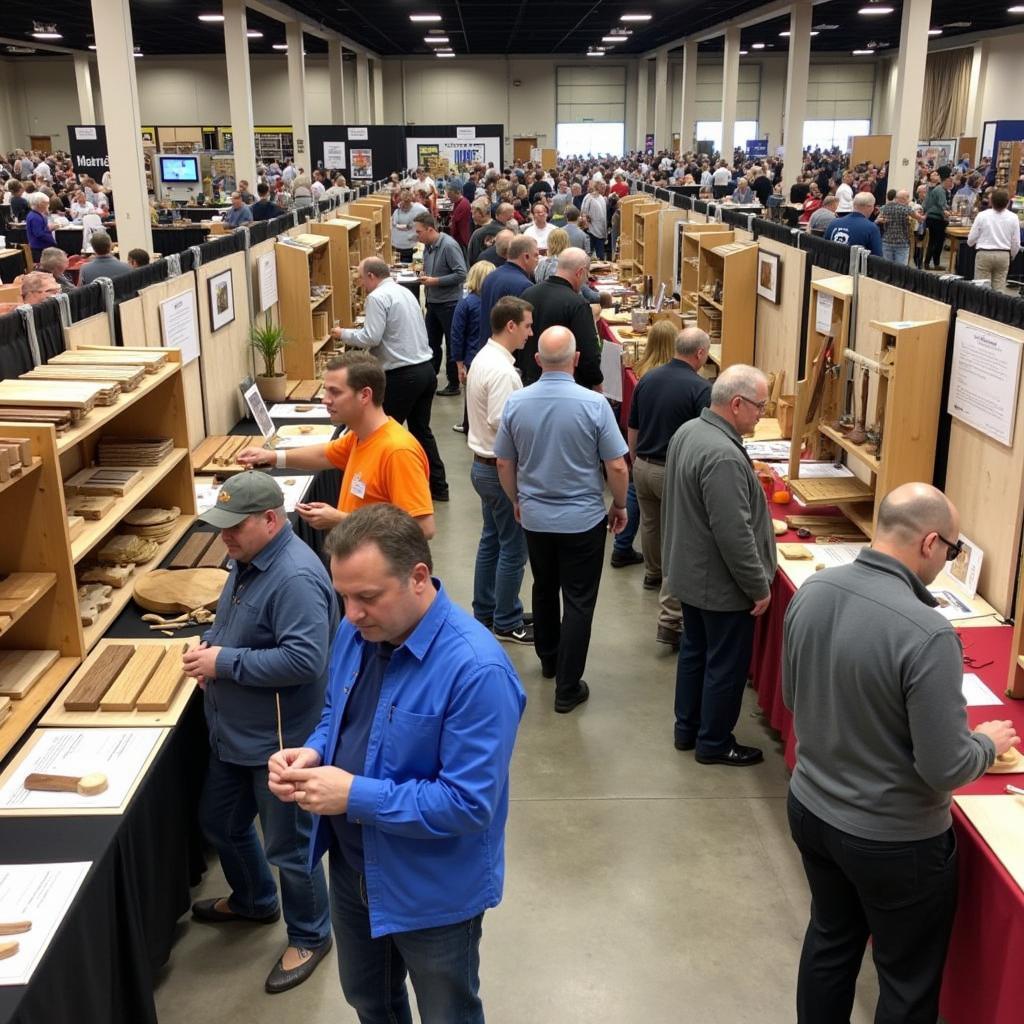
[494,326,629,713]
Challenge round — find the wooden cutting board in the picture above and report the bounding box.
[0,380,104,410]
[51,349,166,373]
[0,650,59,699]
[133,568,228,614]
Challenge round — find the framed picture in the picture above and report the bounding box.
[207,268,235,332]
[756,249,780,304]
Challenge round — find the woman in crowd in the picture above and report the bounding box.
[450,259,495,434]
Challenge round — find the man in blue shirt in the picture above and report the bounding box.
[224,191,254,228]
[268,504,525,1024]
[825,192,883,257]
[495,326,630,713]
[182,472,336,994]
[476,235,539,351]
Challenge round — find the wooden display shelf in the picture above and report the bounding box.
[708,344,722,367]
[0,656,78,763]
[695,237,755,370]
[277,236,336,381]
[789,476,875,506]
[817,424,881,473]
[312,335,333,354]
[699,295,723,312]
[0,574,56,639]
[71,449,190,563]
[0,456,40,496]
[310,288,333,308]
[840,501,876,538]
[81,515,194,650]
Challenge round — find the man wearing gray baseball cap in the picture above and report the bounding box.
[183,471,338,993]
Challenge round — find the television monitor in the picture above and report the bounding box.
[159,156,200,183]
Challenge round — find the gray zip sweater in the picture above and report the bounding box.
[783,549,995,842]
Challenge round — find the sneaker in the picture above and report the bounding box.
[451,423,466,433]
[610,548,644,569]
[495,623,535,645]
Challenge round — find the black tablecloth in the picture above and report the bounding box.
[955,240,1024,282]
[0,251,23,283]
[0,697,207,1024]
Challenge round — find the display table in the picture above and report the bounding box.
[748,500,1022,1024]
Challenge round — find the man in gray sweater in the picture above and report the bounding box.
[783,482,1018,1024]
[662,365,776,766]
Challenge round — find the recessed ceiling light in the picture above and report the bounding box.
[437,46,453,52]
[425,36,449,43]
[814,23,839,30]
[751,42,765,48]
[31,32,62,39]
[1009,5,1024,11]
[620,13,652,21]
[602,36,623,42]
[852,48,874,54]
[272,43,288,50]
[739,49,749,55]
[780,30,790,35]
[858,5,893,13]
[410,13,442,22]
[436,51,455,57]
[929,28,943,34]
[198,13,224,22]
[247,30,263,38]
[134,51,143,57]
[587,51,606,56]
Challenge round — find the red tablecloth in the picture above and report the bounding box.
[749,546,1024,1024]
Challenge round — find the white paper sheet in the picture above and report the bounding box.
[0,862,92,985]
[268,403,331,420]
[788,461,854,479]
[815,292,834,335]
[929,588,974,620]
[0,729,165,811]
[812,544,865,567]
[195,475,314,514]
[257,251,278,312]
[962,673,1003,706]
[158,290,200,365]
[744,440,792,460]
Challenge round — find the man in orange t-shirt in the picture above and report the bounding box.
[238,352,435,539]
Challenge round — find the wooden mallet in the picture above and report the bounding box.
[24,772,109,796]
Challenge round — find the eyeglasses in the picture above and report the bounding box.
[737,395,768,413]
[936,532,964,563]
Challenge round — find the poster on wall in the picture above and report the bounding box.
[67,125,110,178]
[348,126,369,141]
[159,290,200,365]
[916,139,957,170]
[404,136,502,173]
[746,139,769,159]
[207,268,235,332]
[351,148,373,179]
[323,141,346,169]
[644,133,655,153]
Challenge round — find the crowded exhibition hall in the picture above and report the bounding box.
[1,1,1024,1022]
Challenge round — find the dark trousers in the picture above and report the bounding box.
[674,603,755,755]
[712,185,730,199]
[383,360,448,494]
[425,301,459,389]
[525,520,606,701]
[588,232,607,259]
[329,854,484,1024]
[787,792,958,1024]
[924,217,947,268]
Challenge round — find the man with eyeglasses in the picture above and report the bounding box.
[781,482,1018,1024]
[662,365,777,767]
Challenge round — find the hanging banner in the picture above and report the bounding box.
[67,125,110,177]
[746,139,769,159]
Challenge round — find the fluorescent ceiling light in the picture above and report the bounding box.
[852,48,874,54]
[858,5,893,13]
[410,13,442,22]
[425,36,449,43]
[928,28,943,34]
[739,49,749,54]
[587,51,606,56]
[31,32,62,39]
[88,44,96,50]
[247,30,263,38]
[272,43,288,49]
[620,13,652,21]
[780,30,790,35]
[602,36,623,42]
[198,14,224,22]
[437,51,455,57]
[751,42,765,48]
[1009,5,1024,11]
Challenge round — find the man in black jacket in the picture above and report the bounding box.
[519,248,603,390]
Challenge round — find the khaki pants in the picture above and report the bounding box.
[975,249,1011,293]
[633,456,682,633]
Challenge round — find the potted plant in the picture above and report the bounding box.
[250,315,290,402]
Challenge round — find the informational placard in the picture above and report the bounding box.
[240,377,276,438]
[323,141,346,169]
[947,532,984,598]
[350,148,373,180]
[0,862,92,986]
[948,318,1023,447]
[815,292,834,335]
[456,126,476,140]
[404,136,502,173]
[257,250,278,312]
[158,290,200,365]
[347,126,368,141]
[67,124,109,177]
[599,339,623,403]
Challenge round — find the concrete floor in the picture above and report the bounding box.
[154,400,880,1023]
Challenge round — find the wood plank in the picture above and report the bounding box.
[167,531,217,569]
[51,349,166,372]
[64,467,143,497]
[0,380,103,409]
[0,572,55,607]
[99,645,164,711]
[196,534,229,569]
[65,495,116,520]
[135,645,188,711]
[190,435,228,472]
[63,644,135,711]
[0,650,60,699]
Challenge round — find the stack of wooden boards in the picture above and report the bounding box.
[0,380,105,429]
[50,348,168,374]
[65,467,142,498]
[190,436,256,475]
[96,437,174,467]
[0,572,55,636]
[0,650,59,700]
[63,642,188,713]
[0,436,31,483]
[21,363,144,395]
[167,531,230,570]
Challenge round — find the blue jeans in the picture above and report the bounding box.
[470,460,527,630]
[883,243,909,265]
[199,753,330,947]
[612,479,640,555]
[588,232,607,259]
[329,854,484,1024]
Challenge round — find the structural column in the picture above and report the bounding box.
[963,42,988,141]
[888,0,932,193]
[223,0,257,189]
[73,53,96,124]
[653,49,669,152]
[328,38,347,125]
[781,0,812,190]
[356,51,371,123]
[90,0,151,254]
[679,39,698,156]
[635,58,649,152]
[720,25,740,160]
[372,60,384,124]
[286,22,309,171]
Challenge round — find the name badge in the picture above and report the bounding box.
[350,472,366,499]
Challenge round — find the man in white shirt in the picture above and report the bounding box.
[712,161,732,199]
[34,159,52,182]
[835,171,855,215]
[466,295,534,645]
[967,188,1022,293]
[580,181,608,259]
[522,202,555,253]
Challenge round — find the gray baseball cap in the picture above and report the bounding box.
[198,470,284,529]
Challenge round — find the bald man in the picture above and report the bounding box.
[783,482,1018,1024]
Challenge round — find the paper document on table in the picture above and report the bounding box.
[0,862,92,985]
[0,729,166,811]
[268,404,331,420]
[195,475,313,514]
[788,461,854,479]
[962,673,1003,706]
[744,441,791,460]
[812,544,865,567]
[929,588,973,620]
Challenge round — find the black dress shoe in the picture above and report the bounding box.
[540,658,556,679]
[674,736,695,751]
[431,489,450,503]
[610,548,644,568]
[554,680,590,713]
[265,936,333,994]
[192,897,281,925]
[436,384,461,397]
[643,573,662,590]
[695,744,764,767]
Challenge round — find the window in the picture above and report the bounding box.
[802,120,872,152]
[556,122,625,158]
[694,120,759,156]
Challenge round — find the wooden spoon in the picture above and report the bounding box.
[24,772,108,796]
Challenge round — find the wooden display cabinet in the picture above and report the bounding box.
[679,225,733,313]
[617,197,659,280]
[654,206,685,299]
[341,209,375,261]
[788,292,947,536]
[355,194,393,263]
[0,423,83,761]
[696,237,756,370]
[994,141,1024,192]
[311,217,364,328]
[345,202,387,263]
[276,234,336,380]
